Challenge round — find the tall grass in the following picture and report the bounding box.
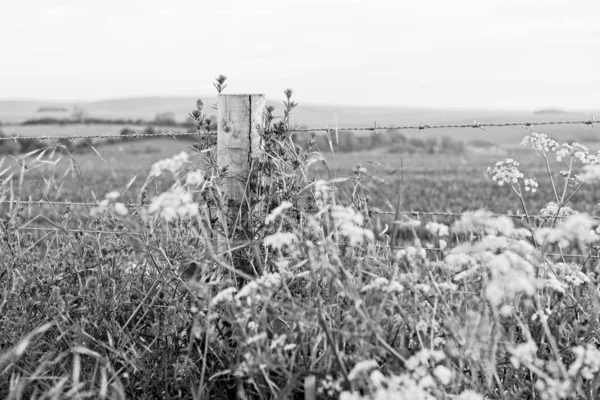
[1,81,600,399]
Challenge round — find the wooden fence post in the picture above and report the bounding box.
[217,94,266,251]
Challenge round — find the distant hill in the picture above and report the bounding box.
[0,97,597,145]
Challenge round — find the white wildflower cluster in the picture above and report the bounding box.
[91,190,129,217]
[485,251,537,307]
[425,222,449,237]
[568,344,600,379]
[577,164,600,184]
[486,159,524,186]
[263,232,297,250]
[265,201,293,224]
[331,205,374,246]
[524,178,538,193]
[185,169,205,187]
[509,339,538,368]
[235,273,281,304]
[149,151,189,177]
[395,246,427,263]
[534,214,599,246]
[340,349,463,400]
[147,186,199,221]
[521,132,558,153]
[540,262,591,287]
[451,210,514,237]
[534,377,574,400]
[360,277,404,294]
[539,202,576,220]
[347,360,378,381]
[444,253,478,273]
[211,287,238,306]
[555,142,599,164]
[313,179,332,208]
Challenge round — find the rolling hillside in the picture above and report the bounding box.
[0,97,597,145]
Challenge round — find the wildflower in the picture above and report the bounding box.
[185,170,205,186]
[433,365,452,385]
[556,142,597,164]
[456,390,484,400]
[524,178,538,193]
[263,232,297,250]
[347,360,378,381]
[147,186,199,221]
[485,251,537,307]
[105,190,120,201]
[425,222,449,237]
[452,210,514,236]
[568,344,600,379]
[149,151,189,177]
[521,132,559,153]
[439,239,447,250]
[236,273,281,301]
[211,287,237,306]
[114,202,129,216]
[331,205,374,246]
[396,246,427,263]
[486,159,524,186]
[509,340,538,368]
[353,165,367,175]
[577,164,600,184]
[265,201,293,224]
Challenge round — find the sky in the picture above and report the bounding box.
[1,0,599,110]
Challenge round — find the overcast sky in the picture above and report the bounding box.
[1,0,598,110]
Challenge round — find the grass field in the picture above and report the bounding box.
[4,132,599,222]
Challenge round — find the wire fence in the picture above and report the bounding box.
[1,200,598,222]
[1,116,596,142]
[1,116,598,223]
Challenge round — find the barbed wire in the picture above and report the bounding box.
[0,199,139,207]
[291,117,597,133]
[0,117,596,142]
[2,199,599,224]
[395,210,600,221]
[392,246,600,260]
[0,130,207,142]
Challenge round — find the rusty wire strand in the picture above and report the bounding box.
[0,118,596,142]
[392,246,600,260]
[1,199,598,222]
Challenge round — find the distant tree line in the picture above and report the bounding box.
[302,129,468,154]
[18,111,217,131]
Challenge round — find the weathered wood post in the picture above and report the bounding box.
[217,94,266,252]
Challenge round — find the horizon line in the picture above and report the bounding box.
[0,95,598,114]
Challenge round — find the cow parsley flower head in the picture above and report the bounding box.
[265,201,293,224]
[577,164,600,184]
[185,170,205,186]
[147,186,198,221]
[263,232,297,250]
[521,132,558,153]
[425,222,449,237]
[211,287,238,306]
[510,340,538,368]
[486,159,524,186]
[150,151,189,177]
[331,205,374,246]
[524,178,538,193]
[555,142,598,164]
[91,190,129,216]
